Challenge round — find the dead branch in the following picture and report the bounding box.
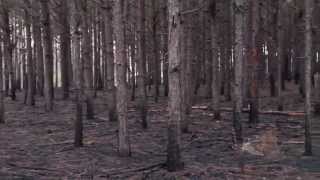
[192,106,305,116]
[104,162,165,177]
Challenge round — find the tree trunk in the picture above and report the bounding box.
[314,73,320,115]
[277,1,284,111]
[233,0,244,144]
[74,30,83,147]
[114,0,131,157]
[40,0,54,111]
[93,7,102,94]
[2,7,16,100]
[15,20,22,91]
[72,0,83,147]
[136,0,148,129]
[54,43,58,89]
[166,0,184,172]
[25,7,35,106]
[304,0,313,156]
[32,1,44,97]
[152,0,160,103]
[0,34,4,124]
[210,1,221,120]
[103,1,117,122]
[161,1,169,97]
[80,0,94,119]
[294,1,306,97]
[224,0,233,102]
[60,0,71,99]
[248,0,260,124]
[267,4,277,98]
[129,3,136,102]
[204,8,213,99]
[180,0,192,133]
[268,42,276,97]
[130,40,136,101]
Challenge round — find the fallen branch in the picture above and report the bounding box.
[104,162,165,177]
[192,106,305,116]
[7,162,61,172]
[38,140,73,147]
[283,140,304,144]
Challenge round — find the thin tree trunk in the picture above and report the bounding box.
[2,6,16,100]
[267,5,277,99]
[25,6,35,106]
[129,2,136,101]
[161,1,169,97]
[166,0,184,172]
[54,43,58,88]
[210,1,221,120]
[248,0,259,124]
[60,0,71,99]
[32,1,44,97]
[15,20,22,91]
[314,74,320,115]
[204,8,213,99]
[0,34,4,123]
[74,29,83,147]
[152,0,160,103]
[130,42,136,101]
[94,7,102,94]
[114,0,131,157]
[180,0,191,133]
[72,0,83,147]
[104,0,117,122]
[136,0,148,129]
[233,0,244,144]
[40,0,54,111]
[277,1,284,111]
[80,0,94,119]
[304,0,313,156]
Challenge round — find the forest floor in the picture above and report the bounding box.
[0,82,320,180]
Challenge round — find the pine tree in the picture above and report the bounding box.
[40,0,54,111]
[114,0,131,157]
[166,0,184,172]
[304,0,313,156]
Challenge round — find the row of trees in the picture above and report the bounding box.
[0,0,318,171]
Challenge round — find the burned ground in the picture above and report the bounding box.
[0,83,319,180]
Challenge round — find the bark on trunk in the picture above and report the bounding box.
[211,0,221,120]
[104,1,117,122]
[72,0,83,147]
[2,7,16,100]
[248,0,259,124]
[166,0,184,172]
[32,1,44,97]
[314,73,320,115]
[161,2,169,97]
[233,0,244,144]
[25,7,35,106]
[114,0,131,157]
[152,0,160,103]
[304,0,313,156]
[60,0,71,99]
[0,34,4,123]
[136,0,148,129]
[40,0,54,111]
[277,0,284,111]
[80,0,94,119]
